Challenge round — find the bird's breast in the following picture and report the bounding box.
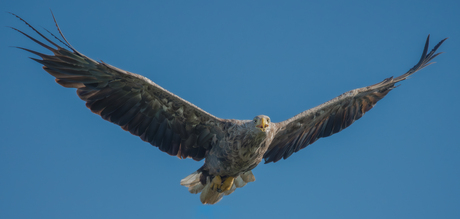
[205,132,270,176]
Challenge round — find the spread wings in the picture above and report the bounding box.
[11,13,226,161]
[263,35,446,163]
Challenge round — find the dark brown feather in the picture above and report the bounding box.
[13,13,225,161]
[264,35,446,163]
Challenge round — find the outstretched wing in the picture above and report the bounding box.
[11,13,226,161]
[264,35,446,163]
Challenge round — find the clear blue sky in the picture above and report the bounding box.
[1,1,459,218]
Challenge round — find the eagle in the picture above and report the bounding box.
[11,12,446,204]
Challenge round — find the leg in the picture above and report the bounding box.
[220,176,234,192]
[210,175,235,193]
[210,175,222,191]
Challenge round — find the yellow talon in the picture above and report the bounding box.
[210,175,234,193]
[220,176,234,192]
[210,175,222,191]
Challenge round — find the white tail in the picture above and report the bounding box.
[180,170,256,204]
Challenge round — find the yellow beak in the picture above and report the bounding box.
[256,118,269,132]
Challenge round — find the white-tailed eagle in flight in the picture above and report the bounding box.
[10,12,446,204]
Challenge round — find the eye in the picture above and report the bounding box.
[267,118,270,123]
[253,119,257,123]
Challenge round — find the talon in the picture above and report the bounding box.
[221,176,234,192]
[210,175,222,191]
[209,175,235,193]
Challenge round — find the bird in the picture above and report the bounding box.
[10,12,446,204]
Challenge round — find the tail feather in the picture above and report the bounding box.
[223,183,237,195]
[189,182,205,194]
[180,171,205,194]
[181,170,256,204]
[234,175,247,188]
[180,171,201,186]
[241,171,256,183]
[200,179,224,204]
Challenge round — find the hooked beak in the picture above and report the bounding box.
[256,118,269,132]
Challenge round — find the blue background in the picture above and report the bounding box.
[1,1,459,218]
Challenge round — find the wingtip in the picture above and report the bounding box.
[393,35,446,82]
[48,10,78,53]
[435,37,448,49]
[7,11,19,18]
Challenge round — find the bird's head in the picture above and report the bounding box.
[253,115,271,132]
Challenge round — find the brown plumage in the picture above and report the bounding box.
[11,12,446,204]
[263,38,446,163]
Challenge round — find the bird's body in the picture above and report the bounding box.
[205,118,275,176]
[11,12,446,204]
